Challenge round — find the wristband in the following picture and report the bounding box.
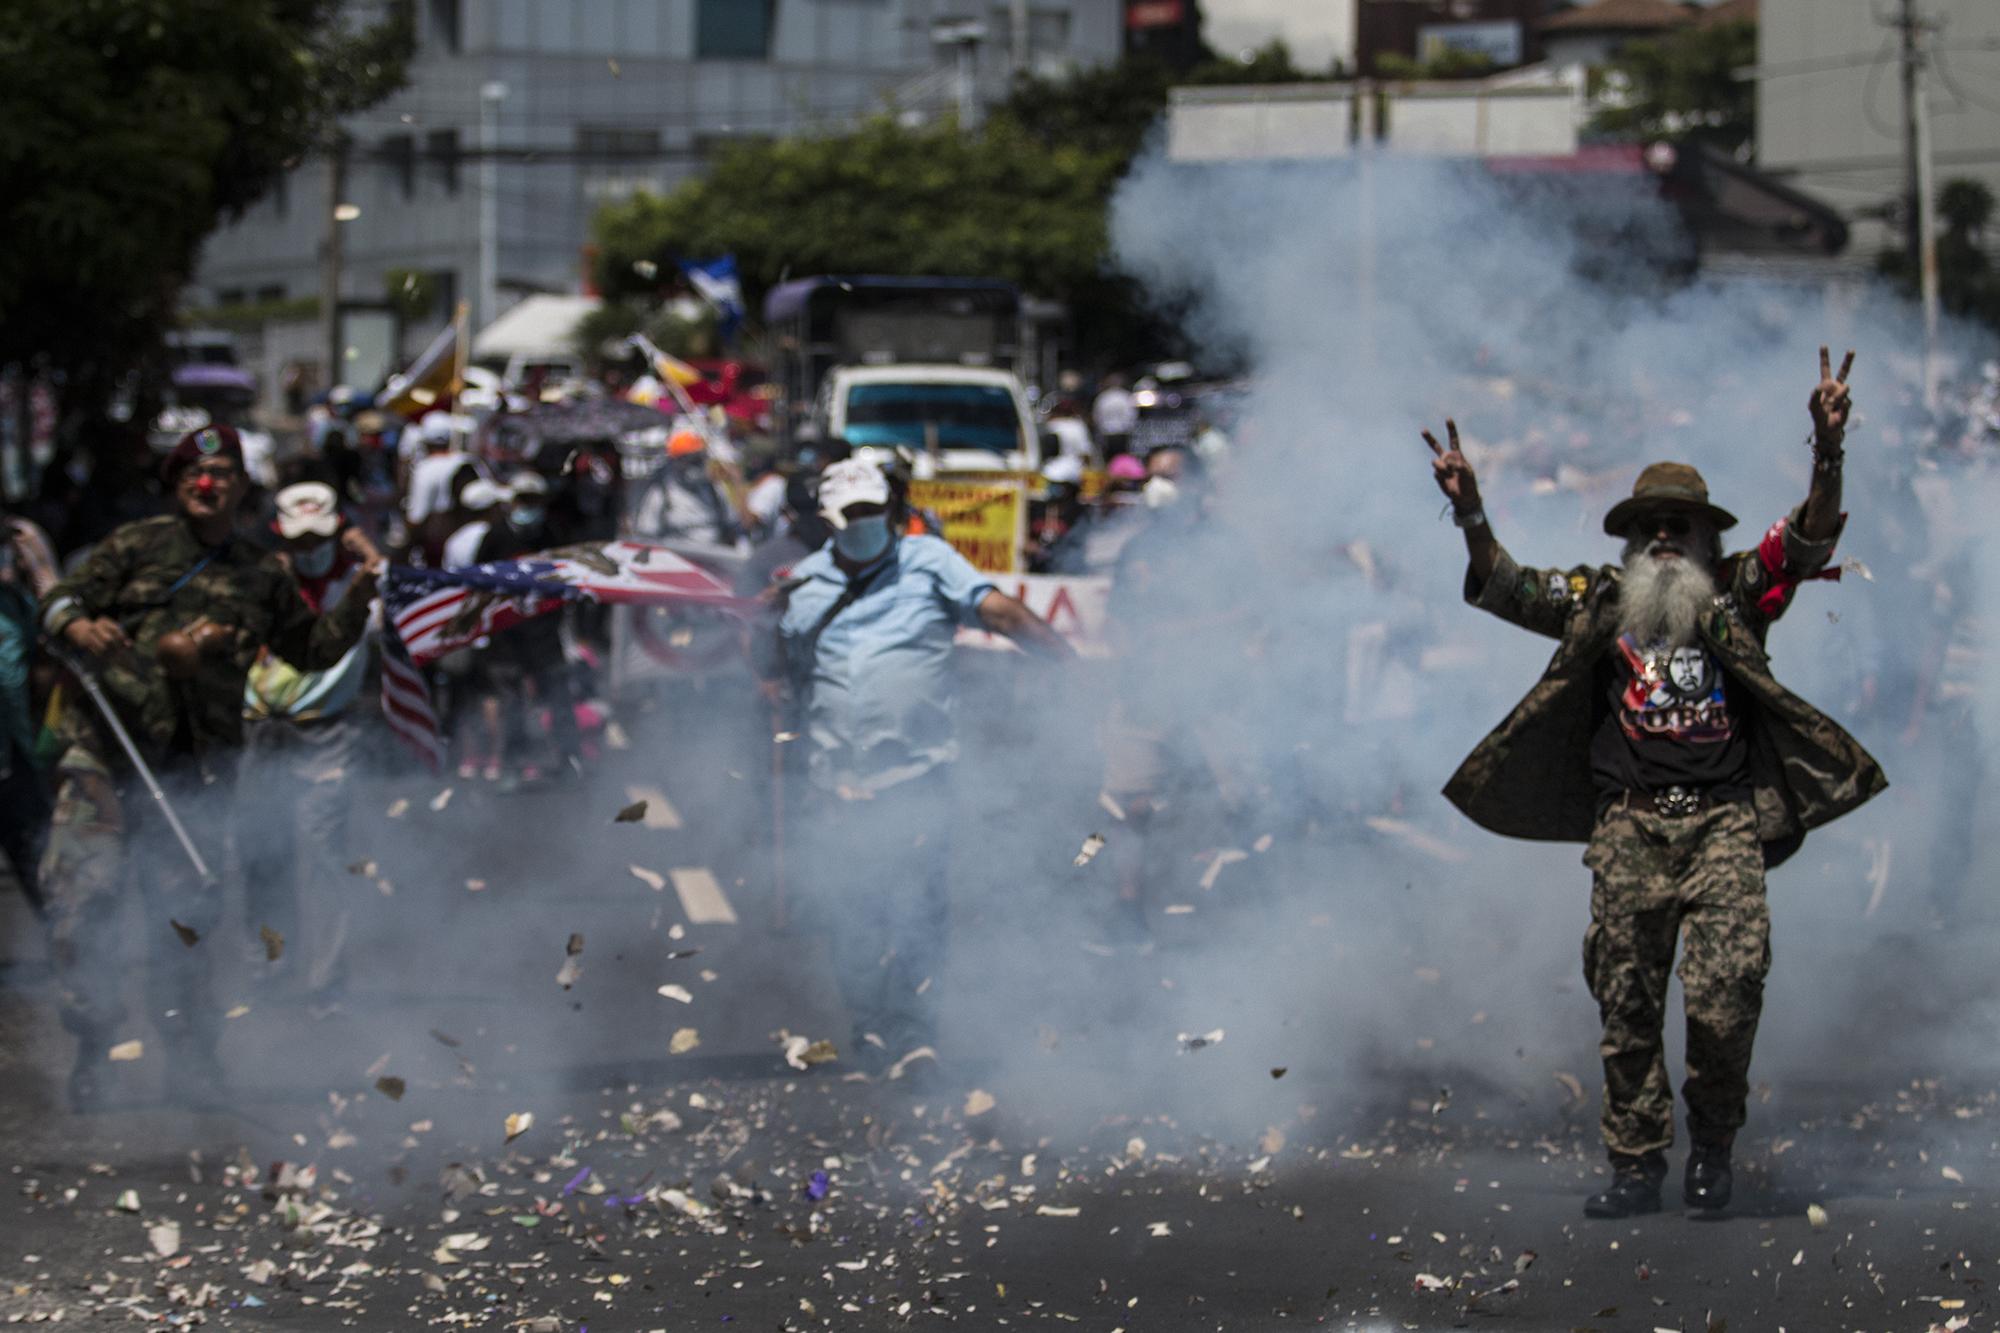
[1452,507,1488,530]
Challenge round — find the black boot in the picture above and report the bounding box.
[1684,1140,1733,1213]
[1584,1152,1665,1219]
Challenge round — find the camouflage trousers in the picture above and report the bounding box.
[37,745,227,1048]
[1581,799,1770,1157]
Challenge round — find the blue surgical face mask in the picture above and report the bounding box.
[293,541,336,577]
[832,514,892,563]
[510,504,545,529]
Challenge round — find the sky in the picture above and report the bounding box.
[1202,0,1357,69]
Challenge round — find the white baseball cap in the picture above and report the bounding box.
[816,458,891,530]
[459,478,509,511]
[273,482,341,540]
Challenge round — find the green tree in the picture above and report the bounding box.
[0,0,411,426]
[1375,48,1496,81]
[999,56,1177,162]
[1879,177,2000,334]
[1589,18,1757,154]
[593,114,1123,331]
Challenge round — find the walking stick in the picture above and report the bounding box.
[45,643,217,887]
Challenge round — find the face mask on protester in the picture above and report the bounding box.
[1142,475,1182,510]
[510,504,545,530]
[832,513,893,564]
[292,540,336,577]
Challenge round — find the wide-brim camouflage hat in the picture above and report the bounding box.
[1602,460,1738,535]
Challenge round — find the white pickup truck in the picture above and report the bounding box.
[820,364,1038,476]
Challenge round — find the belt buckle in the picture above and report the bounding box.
[1656,785,1700,818]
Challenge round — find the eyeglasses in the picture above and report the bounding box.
[184,463,241,482]
[1638,514,1692,537]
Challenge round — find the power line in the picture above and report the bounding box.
[1931,47,2000,116]
[1732,37,2000,81]
[1859,35,1902,142]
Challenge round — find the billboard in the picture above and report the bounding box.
[1416,20,1524,66]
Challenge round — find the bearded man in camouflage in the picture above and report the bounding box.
[38,425,381,1110]
[1425,350,1886,1219]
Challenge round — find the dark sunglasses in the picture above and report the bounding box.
[1636,513,1692,537]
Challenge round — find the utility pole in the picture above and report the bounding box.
[1894,0,1941,409]
[319,134,350,394]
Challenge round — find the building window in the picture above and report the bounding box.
[216,288,247,308]
[990,5,1071,64]
[382,133,416,199]
[427,129,460,194]
[429,0,461,53]
[696,0,776,60]
[255,284,287,304]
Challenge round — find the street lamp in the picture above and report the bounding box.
[478,80,508,335]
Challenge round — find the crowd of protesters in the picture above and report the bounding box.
[0,354,1231,1046]
[0,345,1992,1141]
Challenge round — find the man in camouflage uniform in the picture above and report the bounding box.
[1425,350,1886,1218]
[38,426,379,1109]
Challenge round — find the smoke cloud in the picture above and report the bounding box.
[23,151,1999,1198]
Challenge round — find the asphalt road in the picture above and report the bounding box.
[0,675,1995,1331]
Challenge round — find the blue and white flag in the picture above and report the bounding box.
[679,255,745,338]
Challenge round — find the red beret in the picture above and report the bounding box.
[162,424,244,484]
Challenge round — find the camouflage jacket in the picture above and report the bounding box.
[1443,506,1886,867]
[41,515,373,765]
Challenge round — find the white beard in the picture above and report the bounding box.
[1618,545,1717,647]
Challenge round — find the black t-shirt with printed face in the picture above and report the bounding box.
[1590,632,1752,803]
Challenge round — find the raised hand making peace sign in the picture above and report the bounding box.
[1423,418,1498,580]
[1423,418,1482,516]
[1809,346,1855,445]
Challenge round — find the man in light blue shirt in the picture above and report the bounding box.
[774,458,1070,1070]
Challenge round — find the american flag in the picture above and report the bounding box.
[376,541,745,767]
[377,623,446,772]
[383,540,739,667]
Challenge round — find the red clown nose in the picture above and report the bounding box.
[195,474,217,496]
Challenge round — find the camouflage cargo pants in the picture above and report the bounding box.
[38,745,225,1048]
[1581,799,1770,1157]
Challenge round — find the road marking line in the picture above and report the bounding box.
[669,867,737,925]
[624,784,683,829]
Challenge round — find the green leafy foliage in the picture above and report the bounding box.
[0,0,411,410]
[1880,178,2000,334]
[999,56,1177,162]
[1589,19,1756,153]
[593,114,1123,317]
[1375,48,1495,81]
